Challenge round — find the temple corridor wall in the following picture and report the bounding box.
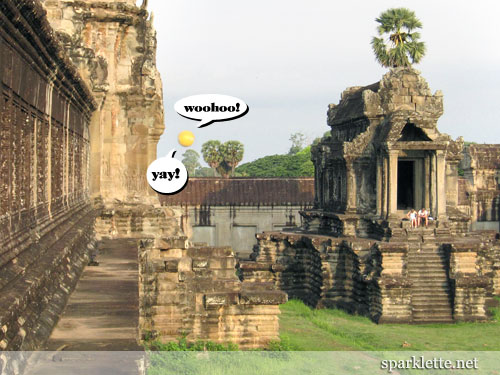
[0,0,96,350]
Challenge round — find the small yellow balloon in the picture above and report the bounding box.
[178,130,195,147]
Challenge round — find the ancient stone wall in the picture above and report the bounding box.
[459,145,500,229]
[241,231,496,324]
[42,0,165,206]
[240,233,373,317]
[140,237,287,349]
[0,0,96,350]
[159,178,315,258]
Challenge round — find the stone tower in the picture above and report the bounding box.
[305,67,465,236]
[42,0,165,206]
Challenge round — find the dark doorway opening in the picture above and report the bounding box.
[398,160,414,210]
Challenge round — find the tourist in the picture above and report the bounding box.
[418,208,429,228]
[407,209,417,228]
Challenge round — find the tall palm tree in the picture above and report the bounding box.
[201,140,223,175]
[222,141,244,176]
[371,8,426,68]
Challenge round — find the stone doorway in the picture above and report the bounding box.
[397,158,425,211]
[397,160,414,210]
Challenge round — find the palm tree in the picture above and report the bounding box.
[222,141,244,176]
[371,8,426,68]
[201,140,223,175]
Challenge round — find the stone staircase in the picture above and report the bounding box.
[406,232,454,323]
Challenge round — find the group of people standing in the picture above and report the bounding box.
[406,208,430,228]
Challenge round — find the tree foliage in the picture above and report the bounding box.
[371,8,426,68]
[236,146,314,177]
[288,132,308,155]
[221,141,244,176]
[201,140,244,178]
[201,140,223,170]
[182,149,201,176]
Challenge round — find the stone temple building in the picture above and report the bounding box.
[240,68,500,324]
[305,67,465,236]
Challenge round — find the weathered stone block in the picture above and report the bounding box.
[204,293,239,308]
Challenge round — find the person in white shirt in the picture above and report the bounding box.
[418,208,428,228]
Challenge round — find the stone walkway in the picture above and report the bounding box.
[44,238,141,351]
[24,239,143,374]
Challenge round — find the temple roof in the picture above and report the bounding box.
[159,178,315,206]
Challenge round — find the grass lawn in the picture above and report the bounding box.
[279,299,500,351]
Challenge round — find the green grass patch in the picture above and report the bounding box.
[280,299,500,351]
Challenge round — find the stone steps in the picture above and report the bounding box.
[412,299,451,307]
[407,240,453,323]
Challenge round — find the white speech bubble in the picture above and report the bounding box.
[147,149,188,194]
[174,94,249,128]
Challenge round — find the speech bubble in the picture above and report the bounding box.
[147,149,188,195]
[174,94,249,128]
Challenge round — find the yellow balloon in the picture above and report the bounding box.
[178,130,195,147]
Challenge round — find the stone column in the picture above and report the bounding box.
[430,152,437,217]
[376,156,383,217]
[345,158,357,214]
[388,150,399,216]
[446,160,460,208]
[383,155,389,218]
[436,150,447,218]
[424,154,431,210]
[313,163,320,208]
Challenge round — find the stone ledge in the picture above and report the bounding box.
[378,276,412,289]
[454,274,490,288]
[203,293,239,309]
[239,291,287,305]
[158,237,188,250]
[187,247,233,258]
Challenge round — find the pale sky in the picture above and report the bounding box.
[146,0,500,165]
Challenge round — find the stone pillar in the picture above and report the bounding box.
[388,150,399,216]
[324,168,330,208]
[424,154,431,210]
[430,152,437,217]
[376,156,383,217]
[345,158,357,213]
[436,151,447,218]
[446,160,460,208]
[383,155,389,218]
[313,163,320,208]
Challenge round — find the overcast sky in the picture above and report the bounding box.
[146,0,500,165]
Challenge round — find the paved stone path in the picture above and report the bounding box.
[24,239,143,374]
[44,238,141,351]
